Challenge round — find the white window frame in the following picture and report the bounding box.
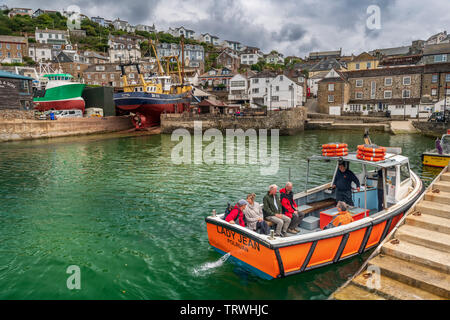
[328,95,334,102]
[402,89,411,98]
[328,83,335,91]
[355,92,363,99]
[356,79,363,87]
[384,90,392,99]
[403,76,411,85]
[384,77,392,86]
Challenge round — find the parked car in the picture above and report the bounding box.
[428,111,450,122]
[55,110,83,119]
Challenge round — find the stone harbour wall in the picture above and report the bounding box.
[412,121,450,138]
[0,116,134,142]
[161,107,307,136]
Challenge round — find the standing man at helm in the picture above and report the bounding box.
[331,161,360,206]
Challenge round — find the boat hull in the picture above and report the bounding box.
[33,83,86,112]
[422,152,450,168]
[33,97,85,112]
[113,91,190,128]
[205,174,423,279]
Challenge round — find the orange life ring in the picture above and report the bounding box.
[357,154,385,162]
[322,147,348,153]
[322,143,348,149]
[357,144,386,154]
[323,151,348,157]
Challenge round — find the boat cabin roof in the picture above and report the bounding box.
[308,152,409,168]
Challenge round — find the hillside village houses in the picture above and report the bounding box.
[346,52,379,71]
[108,35,142,63]
[156,43,204,68]
[7,7,33,18]
[265,51,284,64]
[0,35,28,63]
[35,28,70,47]
[240,47,263,65]
[227,70,256,103]
[168,27,195,39]
[28,43,52,62]
[112,19,136,33]
[197,33,220,46]
[136,24,156,33]
[198,67,235,91]
[216,49,240,73]
[222,40,243,52]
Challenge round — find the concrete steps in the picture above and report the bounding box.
[416,200,450,219]
[406,213,450,234]
[368,255,450,299]
[332,283,385,300]
[424,190,450,205]
[395,225,450,253]
[331,167,450,300]
[432,180,450,192]
[351,273,445,300]
[382,240,450,273]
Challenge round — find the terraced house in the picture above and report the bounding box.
[0,35,28,63]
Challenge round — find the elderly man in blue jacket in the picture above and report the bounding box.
[331,161,360,206]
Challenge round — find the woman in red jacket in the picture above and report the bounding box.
[225,199,248,227]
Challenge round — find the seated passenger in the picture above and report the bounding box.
[332,201,354,227]
[263,184,291,237]
[225,199,248,227]
[280,182,304,234]
[244,193,270,235]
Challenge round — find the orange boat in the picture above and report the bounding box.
[205,150,424,279]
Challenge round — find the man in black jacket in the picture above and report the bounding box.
[332,161,360,206]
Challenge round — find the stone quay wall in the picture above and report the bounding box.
[161,107,307,136]
[0,115,133,142]
[412,121,450,138]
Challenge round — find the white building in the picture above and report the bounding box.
[28,43,53,62]
[228,74,250,102]
[156,43,204,68]
[136,24,156,33]
[35,28,70,45]
[108,35,142,63]
[248,71,277,108]
[240,47,263,65]
[112,19,135,33]
[266,75,304,110]
[308,70,328,97]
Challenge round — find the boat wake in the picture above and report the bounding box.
[192,253,231,276]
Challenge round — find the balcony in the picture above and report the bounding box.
[228,93,249,101]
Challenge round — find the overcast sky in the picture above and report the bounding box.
[6,0,450,57]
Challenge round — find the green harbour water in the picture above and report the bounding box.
[0,130,439,300]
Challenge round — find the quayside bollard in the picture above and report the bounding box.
[269,230,275,240]
[212,209,216,217]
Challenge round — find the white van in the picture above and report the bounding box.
[55,109,83,119]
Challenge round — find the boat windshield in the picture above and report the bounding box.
[441,135,450,153]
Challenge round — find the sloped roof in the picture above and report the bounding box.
[423,43,450,55]
[351,52,377,62]
[310,58,344,72]
[0,70,33,80]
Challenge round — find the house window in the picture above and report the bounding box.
[129,74,135,79]
[355,63,360,70]
[87,74,91,79]
[367,62,371,69]
[384,77,392,86]
[252,88,259,94]
[446,74,450,82]
[328,83,334,91]
[403,76,411,85]
[432,74,438,83]
[6,43,10,49]
[356,79,363,87]
[328,95,334,102]
[276,86,279,91]
[102,74,106,79]
[434,54,448,63]
[402,89,411,98]
[355,92,363,99]
[384,90,392,98]
[431,88,437,96]
[272,96,279,102]
[252,78,259,84]
[279,76,283,81]
[371,81,376,99]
